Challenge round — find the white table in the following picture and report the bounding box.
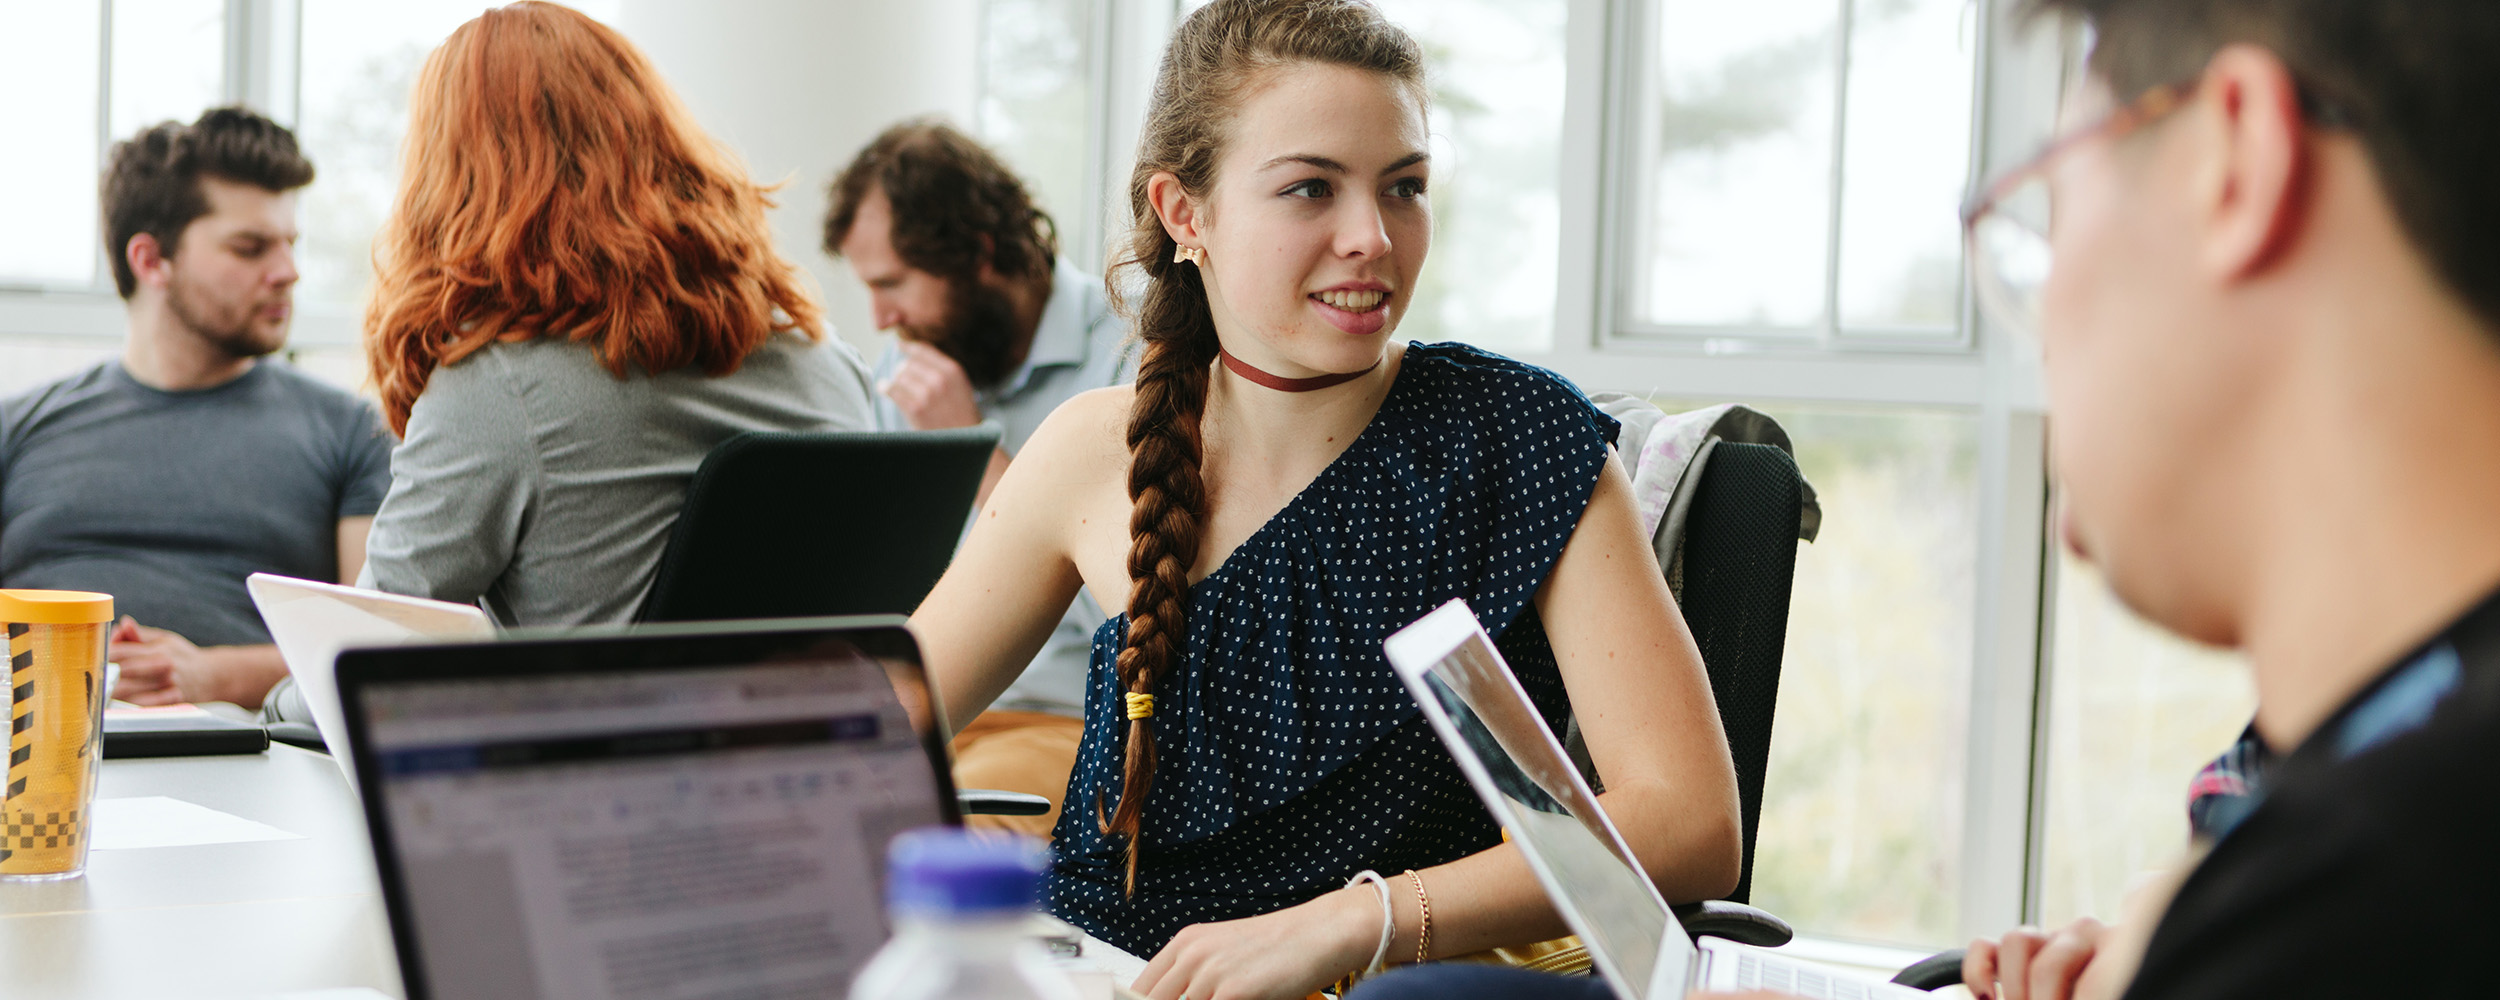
[0,745,403,999]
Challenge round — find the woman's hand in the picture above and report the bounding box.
[1132,884,1381,1000]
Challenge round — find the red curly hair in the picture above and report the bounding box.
[364,1,821,435]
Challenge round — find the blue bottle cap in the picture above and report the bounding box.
[887,828,1051,916]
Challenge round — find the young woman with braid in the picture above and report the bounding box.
[910,2,1740,997]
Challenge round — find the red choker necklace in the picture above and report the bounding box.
[1218,348,1378,392]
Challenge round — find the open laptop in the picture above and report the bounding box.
[331,618,962,1000]
[1385,599,1924,1000]
[248,573,496,781]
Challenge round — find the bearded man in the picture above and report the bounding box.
[825,119,1133,838]
[0,106,393,711]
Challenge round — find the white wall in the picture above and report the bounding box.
[616,0,982,355]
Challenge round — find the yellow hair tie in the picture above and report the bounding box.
[1125,692,1157,720]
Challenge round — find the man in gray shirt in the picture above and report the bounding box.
[826,120,1133,836]
[0,107,392,710]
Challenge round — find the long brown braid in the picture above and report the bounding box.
[1097,0,1424,893]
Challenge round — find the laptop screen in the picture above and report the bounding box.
[1387,601,1687,1000]
[356,649,945,1000]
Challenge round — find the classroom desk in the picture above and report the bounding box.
[0,745,404,1000]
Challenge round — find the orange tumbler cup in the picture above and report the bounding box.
[0,589,114,880]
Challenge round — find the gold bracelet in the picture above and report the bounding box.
[1404,868,1432,964]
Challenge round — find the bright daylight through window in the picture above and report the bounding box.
[1622,0,1976,344]
[977,0,1097,268]
[0,0,226,292]
[1367,0,1566,355]
[2040,552,2254,928]
[1653,400,1979,947]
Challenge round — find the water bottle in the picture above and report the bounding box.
[851,829,1083,1000]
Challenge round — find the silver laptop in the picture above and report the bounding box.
[248,573,496,783]
[332,618,962,1000]
[1384,599,1924,999]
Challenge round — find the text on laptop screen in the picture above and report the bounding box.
[359,654,943,1000]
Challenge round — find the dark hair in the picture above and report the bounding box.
[823,118,1057,284]
[100,105,315,299]
[2028,0,2500,331]
[1100,0,1424,891]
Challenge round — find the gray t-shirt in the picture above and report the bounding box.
[0,360,395,646]
[359,332,876,627]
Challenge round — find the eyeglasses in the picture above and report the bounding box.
[1963,76,2360,346]
[1960,80,2193,345]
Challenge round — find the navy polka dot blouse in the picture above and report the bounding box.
[1046,341,1623,957]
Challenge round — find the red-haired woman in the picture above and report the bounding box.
[354,2,874,625]
[910,2,1741,998]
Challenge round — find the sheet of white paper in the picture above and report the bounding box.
[90,796,303,850]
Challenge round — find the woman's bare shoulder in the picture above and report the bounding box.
[1017,384,1137,475]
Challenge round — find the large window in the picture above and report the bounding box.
[0,0,228,291]
[1614,0,1978,346]
[1371,0,1568,355]
[2038,553,2254,927]
[1665,402,1978,946]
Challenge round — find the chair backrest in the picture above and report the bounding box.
[636,427,999,623]
[1674,441,1807,904]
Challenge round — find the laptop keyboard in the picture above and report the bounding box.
[1733,951,1879,1000]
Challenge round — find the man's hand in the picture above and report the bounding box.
[108,616,287,709]
[1133,883,1379,1000]
[881,340,984,430]
[1963,919,2114,1000]
[110,616,192,705]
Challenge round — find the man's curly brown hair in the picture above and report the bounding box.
[822,119,1056,284]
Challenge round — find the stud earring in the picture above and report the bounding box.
[1173,244,1205,266]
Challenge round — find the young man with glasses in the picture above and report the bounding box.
[1353,1,2500,998]
[1946,1,2500,997]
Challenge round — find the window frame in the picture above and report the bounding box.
[0,0,333,341]
[1595,0,1991,357]
[1542,0,2071,946]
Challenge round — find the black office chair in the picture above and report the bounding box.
[638,426,999,624]
[638,426,1050,819]
[1662,441,1816,947]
